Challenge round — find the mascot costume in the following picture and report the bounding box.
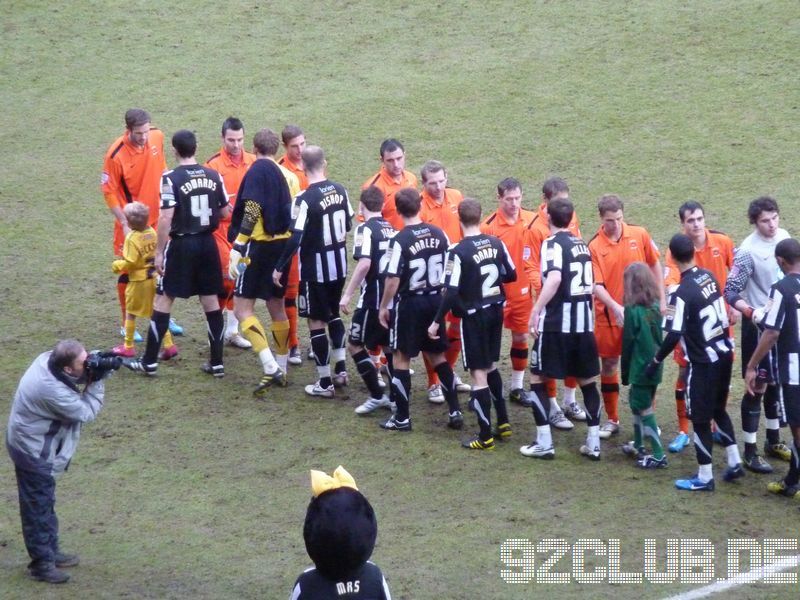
[290,466,391,599]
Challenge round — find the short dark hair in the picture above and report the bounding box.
[281,124,304,145]
[678,200,704,222]
[171,129,197,158]
[301,145,325,172]
[253,128,280,156]
[748,196,779,224]
[547,198,574,228]
[669,233,695,263]
[542,177,569,201]
[420,160,445,183]
[125,108,150,130]
[776,238,800,265]
[395,187,421,218]
[458,198,482,226]
[221,116,244,136]
[497,177,522,198]
[360,186,385,213]
[51,339,85,371]
[597,194,623,216]
[379,138,404,158]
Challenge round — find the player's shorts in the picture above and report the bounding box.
[530,331,600,380]
[348,307,390,350]
[125,278,156,318]
[685,353,733,423]
[741,316,775,380]
[299,279,345,322]
[461,303,503,370]
[779,384,800,427]
[594,322,622,358]
[161,233,223,299]
[503,295,533,334]
[390,293,448,357]
[628,384,656,412]
[285,254,300,301]
[235,239,288,301]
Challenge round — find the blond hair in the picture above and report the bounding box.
[123,201,149,231]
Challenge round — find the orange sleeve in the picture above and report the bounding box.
[641,230,661,265]
[102,152,125,210]
[524,227,542,293]
[589,241,605,287]
[663,250,680,288]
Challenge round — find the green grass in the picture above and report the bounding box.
[2,1,800,598]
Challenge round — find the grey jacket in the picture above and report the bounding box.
[6,351,105,477]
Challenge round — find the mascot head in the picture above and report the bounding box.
[304,466,377,580]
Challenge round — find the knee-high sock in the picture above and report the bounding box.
[581,382,602,427]
[240,315,278,373]
[529,382,550,426]
[487,368,508,425]
[641,413,664,459]
[764,385,781,445]
[224,309,240,338]
[117,274,128,326]
[632,412,643,449]
[328,317,347,374]
[471,386,492,441]
[675,379,690,434]
[391,369,412,421]
[285,297,299,349]
[693,421,714,466]
[435,362,460,413]
[741,391,762,453]
[163,330,175,350]
[564,376,577,390]
[424,353,439,387]
[124,317,137,348]
[353,349,383,399]
[205,309,224,366]
[510,341,527,389]
[270,319,290,372]
[310,328,332,387]
[601,374,620,423]
[545,378,557,400]
[445,320,461,369]
[143,310,170,365]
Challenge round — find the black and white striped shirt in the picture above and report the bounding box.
[761,272,800,385]
[353,217,396,310]
[539,231,594,334]
[663,266,733,363]
[291,179,354,283]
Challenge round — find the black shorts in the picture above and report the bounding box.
[235,239,288,301]
[390,294,448,358]
[161,233,223,299]
[740,316,775,381]
[685,354,733,423]
[780,384,800,427]
[461,304,503,371]
[348,307,390,350]
[530,331,600,379]
[299,279,345,322]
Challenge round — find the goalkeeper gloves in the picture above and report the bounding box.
[228,245,249,280]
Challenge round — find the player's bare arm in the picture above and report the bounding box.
[154,207,174,275]
[529,270,561,336]
[339,257,371,316]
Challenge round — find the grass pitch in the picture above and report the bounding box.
[1,1,800,598]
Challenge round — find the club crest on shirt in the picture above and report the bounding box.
[664,304,676,321]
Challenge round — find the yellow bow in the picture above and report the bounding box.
[310,466,359,497]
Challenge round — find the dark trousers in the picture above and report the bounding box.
[14,465,58,567]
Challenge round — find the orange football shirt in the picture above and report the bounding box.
[420,188,464,243]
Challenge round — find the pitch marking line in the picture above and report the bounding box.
[663,554,800,599]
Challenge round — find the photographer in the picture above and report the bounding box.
[6,339,118,584]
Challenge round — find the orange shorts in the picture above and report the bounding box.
[672,344,688,368]
[286,254,299,300]
[594,323,622,358]
[503,296,532,334]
